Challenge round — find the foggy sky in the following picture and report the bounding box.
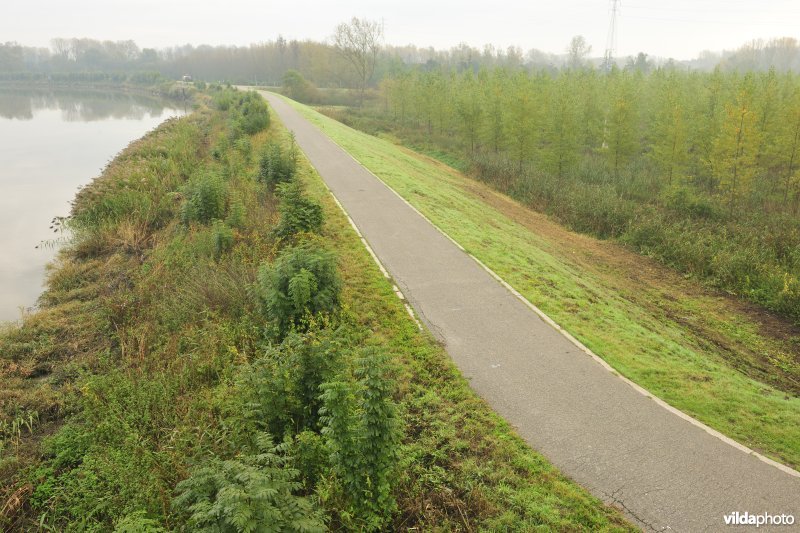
[4,0,799,60]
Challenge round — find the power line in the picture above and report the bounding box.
[604,0,620,71]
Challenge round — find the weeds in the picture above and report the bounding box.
[257,141,297,189]
[173,433,325,532]
[256,239,341,338]
[273,180,325,239]
[181,172,227,225]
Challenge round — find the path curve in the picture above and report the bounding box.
[260,91,799,532]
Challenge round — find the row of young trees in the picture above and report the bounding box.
[364,66,800,323]
[382,67,800,212]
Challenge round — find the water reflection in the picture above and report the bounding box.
[0,88,180,122]
[0,87,183,322]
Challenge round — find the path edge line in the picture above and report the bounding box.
[280,119,424,332]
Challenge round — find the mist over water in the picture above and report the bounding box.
[0,88,184,322]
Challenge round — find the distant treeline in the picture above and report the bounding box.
[0,70,164,85]
[1,35,799,89]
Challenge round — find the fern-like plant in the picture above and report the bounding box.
[352,349,399,523]
[319,349,400,530]
[273,181,324,239]
[172,433,325,533]
[256,240,341,337]
[257,142,296,189]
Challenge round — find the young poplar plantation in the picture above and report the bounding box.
[377,67,800,323]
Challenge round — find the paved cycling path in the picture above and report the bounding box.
[261,91,799,532]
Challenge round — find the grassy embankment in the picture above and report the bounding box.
[286,97,800,470]
[0,88,632,530]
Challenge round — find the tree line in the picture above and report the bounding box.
[382,67,800,210]
[1,33,799,88]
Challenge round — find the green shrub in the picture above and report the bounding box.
[232,91,270,135]
[256,240,341,337]
[233,137,253,162]
[292,430,328,491]
[211,133,230,161]
[181,172,227,225]
[257,142,296,188]
[172,433,325,532]
[282,70,320,104]
[235,327,345,438]
[113,511,166,533]
[225,194,247,229]
[211,89,235,111]
[274,181,324,239]
[663,186,722,220]
[212,219,234,258]
[320,349,400,530]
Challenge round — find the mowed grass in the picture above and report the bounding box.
[283,95,800,470]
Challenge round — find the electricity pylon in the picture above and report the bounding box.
[603,0,620,72]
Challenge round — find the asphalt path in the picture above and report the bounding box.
[260,91,800,532]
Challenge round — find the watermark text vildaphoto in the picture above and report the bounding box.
[724,512,795,527]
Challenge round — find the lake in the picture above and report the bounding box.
[0,88,184,322]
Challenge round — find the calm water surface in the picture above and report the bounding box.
[0,88,184,322]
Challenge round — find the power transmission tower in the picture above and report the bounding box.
[603,0,620,72]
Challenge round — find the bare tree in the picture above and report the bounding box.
[333,17,383,106]
[567,35,592,70]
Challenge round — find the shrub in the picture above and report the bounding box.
[232,91,270,135]
[320,349,399,530]
[274,181,324,239]
[233,137,253,162]
[225,194,247,230]
[181,172,227,225]
[292,430,328,491]
[256,240,341,337]
[211,89,236,111]
[172,433,325,532]
[236,327,345,438]
[212,220,234,258]
[211,133,230,161]
[282,70,320,104]
[257,142,296,189]
[663,186,721,220]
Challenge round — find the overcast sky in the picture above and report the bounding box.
[4,0,799,60]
